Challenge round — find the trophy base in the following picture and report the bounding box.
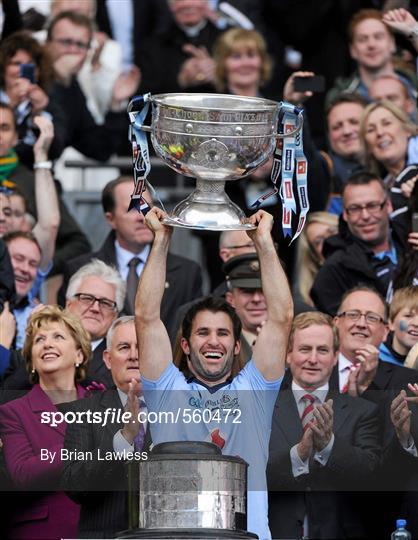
[163,185,256,231]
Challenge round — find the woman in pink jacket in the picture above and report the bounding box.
[0,305,91,539]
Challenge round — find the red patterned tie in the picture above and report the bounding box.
[300,393,315,431]
[341,365,356,394]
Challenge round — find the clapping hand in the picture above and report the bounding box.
[391,390,413,447]
[121,378,141,445]
[178,44,215,88]
[346,346,379,396]
[111,66,141,107]
[311,399,334,452]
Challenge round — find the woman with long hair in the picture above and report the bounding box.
[360,99,418,217]
[0,306,91,539]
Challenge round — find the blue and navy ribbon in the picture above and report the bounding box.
[251,101,307,242]
[128,94,151,215]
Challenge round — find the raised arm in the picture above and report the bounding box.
[247,211,293,380]
[32,116,60,271]
[135,207,173,380]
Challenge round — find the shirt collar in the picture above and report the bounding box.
[291,380,329,403]
[91,338,103,351]
[338,352,355,372]
[117,387,145,407]
[372,236,398,265]
[115,240,150,269]
[179,19,207,37]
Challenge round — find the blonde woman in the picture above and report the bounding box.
[213,28,272,96]
[0,306,91,540]
[294,212,339,307]
[360,99,418,216]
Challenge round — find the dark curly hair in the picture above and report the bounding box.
[0,31,54,91]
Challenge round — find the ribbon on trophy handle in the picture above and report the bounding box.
[127,93,152,215]
[251,101,308,242]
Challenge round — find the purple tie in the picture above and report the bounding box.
[133,400,146,451]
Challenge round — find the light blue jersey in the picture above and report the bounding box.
[142,360,282,540]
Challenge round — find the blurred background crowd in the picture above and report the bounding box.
[0,0,418,539]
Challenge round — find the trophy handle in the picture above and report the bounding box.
[274,110,304,139]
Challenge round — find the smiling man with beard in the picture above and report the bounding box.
[311,171,408,315]
[135,207,293,540]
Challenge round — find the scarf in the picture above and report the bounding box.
[0,150,18,188]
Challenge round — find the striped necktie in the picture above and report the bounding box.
[300,393,316,431]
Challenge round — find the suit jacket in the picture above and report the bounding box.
[267,385,380,540]
[0,384,86,539]
[58,231,203,336]
[61,388,151,539]
[329,360,418,451]
[328,360,418,538]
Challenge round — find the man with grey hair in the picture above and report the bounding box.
[62,315,149,538]
[65,259,126,387]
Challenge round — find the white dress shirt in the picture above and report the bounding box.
[338,353,357,392]
[115,240,150,281]
[105,0,134,70]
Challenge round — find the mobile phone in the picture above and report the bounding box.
[412,212,418,233]
[293,75,325,93]
[19,63,36,84]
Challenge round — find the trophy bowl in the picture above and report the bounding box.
[140,93,288,230]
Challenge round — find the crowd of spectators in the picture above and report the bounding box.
[0,1,418,539]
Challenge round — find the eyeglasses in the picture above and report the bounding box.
[344,199,387,218]
[52,38,90,50]
[337,310,386,325]
[224,243,255,250]
[73,293,117,312]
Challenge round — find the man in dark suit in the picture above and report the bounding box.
[390,388,418,539]
[62,315,148,539]
[331,286,418,409]
[331,286,418,537]
[268,311,380,540]
[59,176,203,336]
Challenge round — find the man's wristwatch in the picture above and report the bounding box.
[34,160,53,170]
[408,25,418,40]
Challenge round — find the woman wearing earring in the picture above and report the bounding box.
[0,305,91,540]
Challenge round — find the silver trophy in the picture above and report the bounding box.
[136,93,303,231]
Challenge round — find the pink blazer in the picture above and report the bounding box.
[0,384,86,540]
